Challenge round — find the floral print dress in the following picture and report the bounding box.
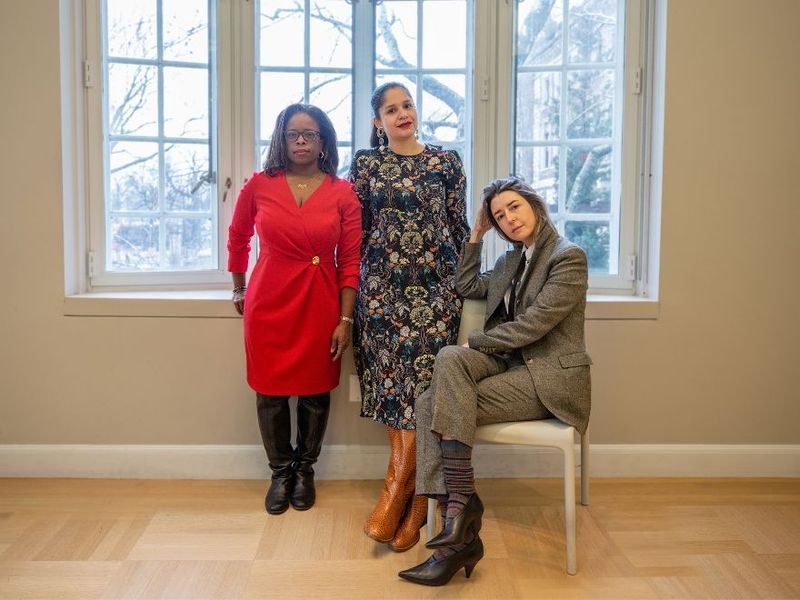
[348,145,470,429]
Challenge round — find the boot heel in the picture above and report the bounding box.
[464,562,477,578]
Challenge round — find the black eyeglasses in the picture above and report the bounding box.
[285,129,321,143]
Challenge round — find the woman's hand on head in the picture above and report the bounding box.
[330,322,351,361]
[470,205,492,243]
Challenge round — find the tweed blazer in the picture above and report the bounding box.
[455,223,592,434]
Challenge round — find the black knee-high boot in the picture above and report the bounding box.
[291,392,331,510]
[256,393,294,515]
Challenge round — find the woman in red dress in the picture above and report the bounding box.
[227,104,361,515]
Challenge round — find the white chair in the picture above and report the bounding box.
[424,299,589,575]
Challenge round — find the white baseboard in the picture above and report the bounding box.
[0,443,798,479]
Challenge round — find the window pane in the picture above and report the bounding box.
[164,144,211,212]
[566,69,614,139]
[257,0,355,162]
[164,67,209,138]
[338,146,352,179]
[375,1,472,208]
[310,0,353,68]
[516,71,560,142]
[568,0,617,64]
[421,74,465,143]
[565,145,611,213]
[163,0,208,62]
[259,72,305,142]
[423,2,466,69]
[109,142,159,212]
[110,216,159,271]
[516,0,563,67]
[513,0,623,280]
[106,0,157,59]
[565,220,609,273]
[102,0,216,275]
[375,1,418,69]
[108,63,158,137]
[260,0,304,67]
[515,146,559,214]
[166,217,213,270]
[309,73,352,143]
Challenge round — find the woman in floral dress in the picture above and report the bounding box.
[349,82,470,552]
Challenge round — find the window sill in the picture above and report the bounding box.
[64,291,239,318]
[64,291,659,320]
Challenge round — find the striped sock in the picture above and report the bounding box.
[441,439,475,521]
[433,540,468,560]
[436,494,448,522]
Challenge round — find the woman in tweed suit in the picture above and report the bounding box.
[398,177,592,587]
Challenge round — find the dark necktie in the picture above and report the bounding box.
[508,252,527,321]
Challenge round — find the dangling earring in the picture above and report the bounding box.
[414,127,419,140]
[377,127,386,149]
[318,150,325,160]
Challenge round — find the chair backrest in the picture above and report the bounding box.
[457,299,487,345]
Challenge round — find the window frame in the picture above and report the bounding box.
[83,0,235,289]
[70,0,657,298]
[478,0,649,293]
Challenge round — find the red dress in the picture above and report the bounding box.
[227,172,361,395]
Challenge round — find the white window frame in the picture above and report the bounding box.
[67,0,658,299]
[472,0,653,295]
[82,0,241,290]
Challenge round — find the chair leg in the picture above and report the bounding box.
[580,430,589,506]
[426,497,437,542]
[563,440,577,575]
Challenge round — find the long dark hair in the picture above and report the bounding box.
[482,177,553,243]
[264,103,339,176]
[369,81,413,147]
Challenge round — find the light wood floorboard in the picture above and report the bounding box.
[0,478,798,599]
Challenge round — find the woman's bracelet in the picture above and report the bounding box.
[339,315,354,325]
[232,285,247,299]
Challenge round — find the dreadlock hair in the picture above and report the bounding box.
[264,103,339,176]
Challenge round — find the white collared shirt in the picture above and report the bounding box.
[504,244,535,315]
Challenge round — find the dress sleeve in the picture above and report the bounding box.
[226,174,258,273]
[347,150,372,253]
[336,183,363,290]
[444,150,471,246]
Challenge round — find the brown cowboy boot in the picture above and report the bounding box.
[364,426,415,542]
[388,493,428,552]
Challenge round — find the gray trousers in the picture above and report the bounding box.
[416,345,552,495]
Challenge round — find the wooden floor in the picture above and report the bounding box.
[0,478,799,599]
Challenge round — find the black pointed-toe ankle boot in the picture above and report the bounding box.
[256,393,294,515]
[426,492,484,548]
[398,535,485,586]
[291,392,330,510]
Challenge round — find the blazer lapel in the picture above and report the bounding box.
[517,224,558,304]
[485,247,524,320]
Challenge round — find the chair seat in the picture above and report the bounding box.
[475,418,575,449]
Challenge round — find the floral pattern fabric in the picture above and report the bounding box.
[348,145,470,429]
